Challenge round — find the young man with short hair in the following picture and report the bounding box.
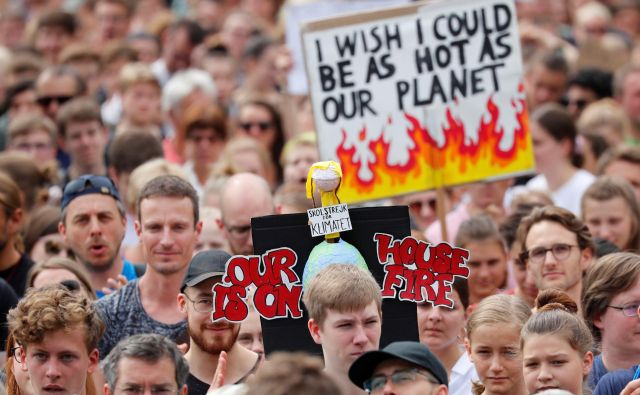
[96,175,202,357]
[303,264,383,395]
[8,286,104,395]
[56,98,110,182]
[58,174,141,297]
[517,205,595,307]
[178,249,259,395]
[349,341,449,395]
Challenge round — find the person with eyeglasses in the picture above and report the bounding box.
[101,334,189,395]
[349,341,448,395]
[177,250,259,395]
[7,285,104,395]
[582,252,640,389]
[518,205,595,309]
[218,173,275,256]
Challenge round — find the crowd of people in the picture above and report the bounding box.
[0,0,640,394]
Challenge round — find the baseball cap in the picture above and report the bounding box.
[61,175,121,211]
[181,249,232,292]
[348,341,448,389]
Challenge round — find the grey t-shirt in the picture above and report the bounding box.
[95,279,187,358]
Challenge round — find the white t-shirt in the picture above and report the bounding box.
[526,169,595,216]
[450,351,479,395]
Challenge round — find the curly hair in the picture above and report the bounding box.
[7,285,104,351]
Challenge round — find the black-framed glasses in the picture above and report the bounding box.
[36,95,73,108]
[182,293,214,313]
[240,121,273,132]
[607,302,640,318]
[521,243,578,264]
[364,368,438,393]
[10,345,24,364]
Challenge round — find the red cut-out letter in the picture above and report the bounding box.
[212,284,248,322]
[265,247,299,285]
[374,233,400,265]
[253,284,278,318]
[431,243,453,274]
[224,256,253,287]
[412,268,437,303]
[275,284,303,319]
[450,247,470,277]
[399,237,418,266]
[381,264,404,298]
[433,273,454,307]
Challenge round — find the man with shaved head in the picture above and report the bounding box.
[218,173,275,255]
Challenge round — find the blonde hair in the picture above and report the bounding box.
[8,113,57,143]
[8,286,104,351]
[212,137,275,185]
[119,62,161,92]
[302,264,381,328]
[126,158,188,213]
[577,99,630,144]
[522,289,593,356]
[279,131,317,167]
[467,294,531,395]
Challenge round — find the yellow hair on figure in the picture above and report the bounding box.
[306,161,342,239]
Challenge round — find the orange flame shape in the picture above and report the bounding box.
[336,94,532,202]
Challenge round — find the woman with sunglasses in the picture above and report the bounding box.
[236,98,285,183]
[582,252,640,389]
[26,257,96,300]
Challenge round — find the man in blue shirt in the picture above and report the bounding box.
[59,174,140,297]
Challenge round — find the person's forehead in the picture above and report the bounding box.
[526,220,578,246]
[117,356,177,382]
[66,194,120,216]
[324,302,380,321]
[372,358,418,376]
[140,196,195,219]
[37,75,78,94]
[29,326,89,352]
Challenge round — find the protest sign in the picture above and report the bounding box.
[307,203,352,237]
[251,206,419,355]
[302,0,534,203]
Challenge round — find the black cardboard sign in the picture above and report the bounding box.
[251,205,418,356]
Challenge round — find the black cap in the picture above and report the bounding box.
[349,341,448,388]
[181,249,232,292]
[61,175,121,211]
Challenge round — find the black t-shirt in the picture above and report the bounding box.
[186,373,210,395]
[0,277,18,349]
[0,254,34,297]
[186,357,259,395]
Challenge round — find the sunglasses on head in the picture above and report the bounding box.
[36,95,73,107]
[63,175,117,196]
[240,121,273,132]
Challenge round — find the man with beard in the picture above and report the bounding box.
[178,249,259,395]
[59,174,141,297]
[96,175,202,358]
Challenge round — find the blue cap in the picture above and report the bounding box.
[61,175,121,211]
